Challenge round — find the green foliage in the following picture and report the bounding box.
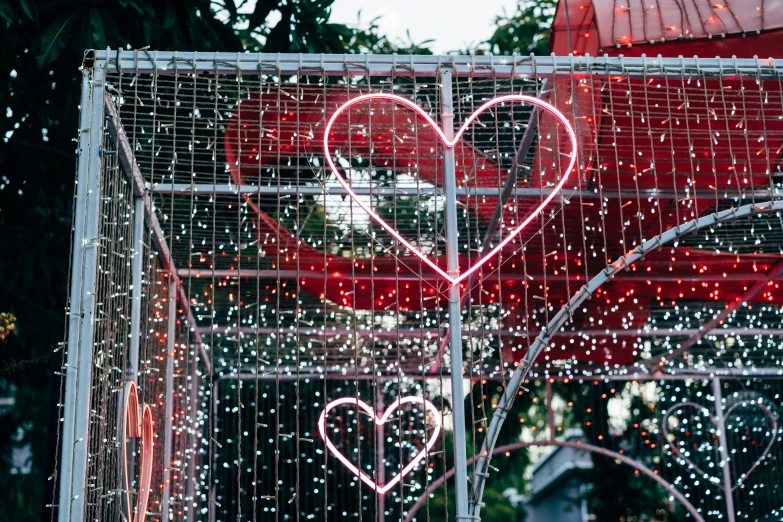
[480,0,557,56]
[589,456,679,522]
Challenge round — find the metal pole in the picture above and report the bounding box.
[193,325,783,339]
[376,385,385,522]
[161,277,177,519]
[546,380,555,441]
[58,61,105,522]
[440,67,470,521]
[429,82,549,375]
[120,189,145,516]
[184,344,200,520]
[149,182,775,201]
[712,378,736,522]
[96,50,783,80]
[213,368,783,383]
[129,197,144,380]
[178,267,779,283]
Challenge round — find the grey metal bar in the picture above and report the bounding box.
[95,50,783,78]
[193,325,783,339]
[103,92,211,374]
[546,380,555,441]
[179,268,778,283]
[440,67,471,522]
[161,278,177,519]
[184,344,201,520]
[58,62,105,522]
[149,182,781,200]
[129,197,144,379]
[124,186,145,520]
[429,81,551,375]
[712,378,736,522]
[468,199,783,520]
[376,385,385,522]
[218,367,783,382]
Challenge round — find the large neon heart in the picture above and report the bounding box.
[323,93,578,287]
[123,381,154,522]
[318,396,442,494]
[661,400,777,489]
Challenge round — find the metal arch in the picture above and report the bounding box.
[468,199,783,520]
[404,439,706,522]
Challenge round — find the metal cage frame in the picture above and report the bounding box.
[57,49,783,522]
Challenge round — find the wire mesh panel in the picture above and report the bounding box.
[56,51,783,522]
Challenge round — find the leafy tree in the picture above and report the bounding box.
[479,0,556,56]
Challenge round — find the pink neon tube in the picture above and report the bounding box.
[323,92,578,287]
[318,396,442,494]
[123,381,154,522]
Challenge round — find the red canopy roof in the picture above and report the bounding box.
[551,0,783,57]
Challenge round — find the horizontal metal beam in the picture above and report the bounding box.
[94,50,783,79]
[215,367,783,382]
[149,183,780,200]
[195,326,783,339]
[178,268,781,283]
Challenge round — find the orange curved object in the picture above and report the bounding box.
[123,381,154,522]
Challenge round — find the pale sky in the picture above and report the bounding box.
[329,0,520,54]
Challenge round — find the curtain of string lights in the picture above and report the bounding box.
[54,50,783,522]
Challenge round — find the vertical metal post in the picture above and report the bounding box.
[376,385,385,522]
[185,342,200,520]
[546,380,555,441]
[129,196,145,380]
[440,67,470,521]
[58,62,105,522]
[712,378,736,522]
[161,278,177,519]
[120,188,145,516]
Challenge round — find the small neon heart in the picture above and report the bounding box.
[318,396,442,494]
[323,93,578,287]
[123,381,154,522]
[661,400,777,489]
